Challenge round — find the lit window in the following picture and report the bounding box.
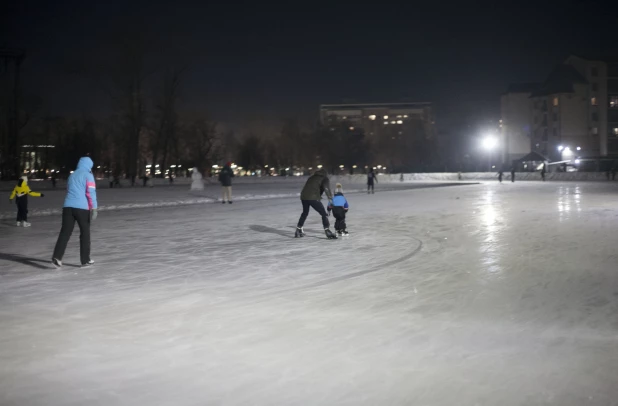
[349,127,354,131]
[396,115,402,118]
[384,121,389,125]
[614,128,618,135]
[397,120,403,124]
[383,115,389,119]
[610,96,618,108]
[591,97,598,106]
[391,121,396,124]
[403,115,408,118]
[368,115,376,120]
[342,116,347,119]
[553,97,558,106]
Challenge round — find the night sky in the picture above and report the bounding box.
[4,0,618,132]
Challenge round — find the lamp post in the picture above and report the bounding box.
[481,136,498,172]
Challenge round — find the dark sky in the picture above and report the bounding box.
[3,0,618,131]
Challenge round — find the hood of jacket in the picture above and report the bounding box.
[314,168,327,177]
[18,176,28,186]
[76,157,94,172]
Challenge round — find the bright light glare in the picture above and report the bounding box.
[368,115,376,120]
[564,147,571,152]
[576,146,581,151]
[397,120,403,124]
[557,145,564,151]
[575,159,581,164]
[383,115,388,119]
[317,165,323,169]
[482,136,498,150]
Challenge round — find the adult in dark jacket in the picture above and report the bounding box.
[219,162,235,204]
[295,168,337,239]
[367,168,378,194]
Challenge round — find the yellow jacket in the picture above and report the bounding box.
[9,179,42,200]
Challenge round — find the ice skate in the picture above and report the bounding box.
[294,227,305,238]
[228,201,233,204]
[340,230,349,237]
[22,221,31,227]
[81,260,95,268]
[51,258,62,269]
[325,229,338,239]
[16,221,22,227]
[221,200,226,204]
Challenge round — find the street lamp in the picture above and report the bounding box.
[481,135,498,171]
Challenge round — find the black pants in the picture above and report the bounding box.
[53,208,91,264]
[368,182,374,193]
[332,207,347,231]
[16,196,28,222]
[297,200,330,229]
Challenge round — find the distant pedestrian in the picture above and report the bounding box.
[109,173,114,188]
[51,172,57,188]
[52,157,98,268]
[511,167,515,183]
[541,164,546,181]
[219,162,235,204]
[143,174,149,187]
[9,176,44,227]
[169,174,174,184]
[367,168,378,194]
[498,170,503,183]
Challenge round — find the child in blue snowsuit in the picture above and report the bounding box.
[328,183,349,236]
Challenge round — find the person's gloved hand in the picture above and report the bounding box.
[91,209,98,221]
[41,194,45,197]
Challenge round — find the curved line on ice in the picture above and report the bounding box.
[259,236,423,297]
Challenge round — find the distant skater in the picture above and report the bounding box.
[295,168,337,239]
[498,170,503,183]
[541,163,546,181]
[367,168,378,194]
[511,167,515,183]
[219,162,235,204]
[9,176,44,227]
[52,156,98,268]
[328,183,350,236]
[51,173,57,188]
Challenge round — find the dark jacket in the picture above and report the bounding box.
[219,166,234,187]
[368,171,377,185]
[300,169,332,201]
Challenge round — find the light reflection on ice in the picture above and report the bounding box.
[479,190,502,275]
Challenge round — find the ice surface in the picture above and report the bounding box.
[1,181,618,405]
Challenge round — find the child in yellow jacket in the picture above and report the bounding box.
[9,176,45,227]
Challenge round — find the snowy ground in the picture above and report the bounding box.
[1,181,618,406]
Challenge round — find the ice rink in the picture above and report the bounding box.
[1,181,618,405]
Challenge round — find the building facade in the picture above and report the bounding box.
[528,55,618,163]
[320,102,434,139]
[500,83,539,163]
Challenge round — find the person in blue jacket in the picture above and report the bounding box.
[52,156,98,268]
[328,183,349,236]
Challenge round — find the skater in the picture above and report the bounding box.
[541,163,546,181]
[51,172,57,188]
[497,170,503,183]
[9,176,44,227]
[51,156,98,268]
[219,162,235,204]
[108,173,114,188]
[142,174,149,187]
[367,167,378,194]
[328,183,349,236]
[510,167,515,183]
[295,168,337,239]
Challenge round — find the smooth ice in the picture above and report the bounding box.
[1,181,618,406]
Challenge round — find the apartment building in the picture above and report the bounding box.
[529,55,618,162]
[319,102,435,140]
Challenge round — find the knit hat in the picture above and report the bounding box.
[335,183,343,193]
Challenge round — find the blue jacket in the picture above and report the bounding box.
[330,193,349,210]
[64,157,98,210]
